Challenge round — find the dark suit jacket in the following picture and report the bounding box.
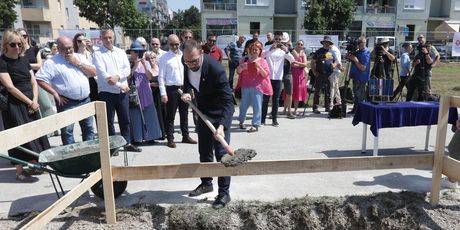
[183,54,234,130]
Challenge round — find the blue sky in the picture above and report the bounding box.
[167,0,200,12]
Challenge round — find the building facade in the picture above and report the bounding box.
[202,0,460,43]
[14,0,98,45]
[135,0,171,29]
[201,0,305,40]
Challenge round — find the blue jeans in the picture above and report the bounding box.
[98,92,132,145]
[239,88,263,127]
[57,97,95,145]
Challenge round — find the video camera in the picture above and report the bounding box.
[345,39,358,55]
[416,43,427,51]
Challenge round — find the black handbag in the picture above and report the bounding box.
[128,78,139,108]
[0,85,8,111]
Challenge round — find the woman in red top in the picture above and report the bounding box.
[235,41,271,132]
[290,40,309,116]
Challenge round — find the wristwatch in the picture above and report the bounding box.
[77,63,84,69]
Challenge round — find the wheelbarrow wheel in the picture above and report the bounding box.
[91,180,127,199]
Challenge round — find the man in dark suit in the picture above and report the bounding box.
[180,39,235,209]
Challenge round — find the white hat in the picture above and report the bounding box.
[282,32,290,43]
[377,37,390,44]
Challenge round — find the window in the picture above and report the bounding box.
[245,0,257,5]
[403,0,425,10]
[455,0,460,11]
[245,0,269,6]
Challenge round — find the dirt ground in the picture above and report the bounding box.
[2,190,460,229]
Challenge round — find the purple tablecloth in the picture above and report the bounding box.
[352,101,459,137]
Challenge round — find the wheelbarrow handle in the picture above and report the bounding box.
[177,89,234,155]
[0,153,43,171]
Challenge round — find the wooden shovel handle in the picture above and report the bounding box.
[178,89,234,155]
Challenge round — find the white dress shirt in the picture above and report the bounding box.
[92,45,131,94]
[264,48,295,80]
[158,50,184,96]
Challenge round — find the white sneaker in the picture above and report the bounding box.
[442,177,459,189]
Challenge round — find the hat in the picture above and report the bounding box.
[377,37,390,44]
[320,36,333,45]
[127,41,146,52]
[282,32,290,43]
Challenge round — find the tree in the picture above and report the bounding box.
[0,0,18,30]
[74,0,149,38]
[164,6,201,40]
[304,0,356,35]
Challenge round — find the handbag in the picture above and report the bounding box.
[234,87,241,99]
[0,85,8,111]
[128,78,139,108]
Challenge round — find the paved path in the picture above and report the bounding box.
[0,107,457,218]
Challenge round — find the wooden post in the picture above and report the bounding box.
[431,96,451,205]
[95,102,117,224]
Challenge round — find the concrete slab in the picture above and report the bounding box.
[0,106,457,218]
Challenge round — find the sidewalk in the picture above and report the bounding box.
[0,106,456,218]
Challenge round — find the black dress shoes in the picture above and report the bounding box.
[182,136,197,144]
[188,184,213,197]
[167,141,176,148]
[212,194,231,209]
[124,144,142,152]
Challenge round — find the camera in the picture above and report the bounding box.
[416,43,426,51]
[345,39,358,55]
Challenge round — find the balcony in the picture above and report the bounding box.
[203,2,236,11]
[366,5,396,14]
[21,8,52,21]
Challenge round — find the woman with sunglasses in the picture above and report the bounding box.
[235,41,271,132]
[17,29,57,133]
[290,40,308,116]
[73,33,98,102]
[0,30,50,182]
[146,51,166,140]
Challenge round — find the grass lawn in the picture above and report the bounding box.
[432,62,460,97]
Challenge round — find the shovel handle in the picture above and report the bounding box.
[178,89,234,155]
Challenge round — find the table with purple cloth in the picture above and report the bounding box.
[352,101,459,156]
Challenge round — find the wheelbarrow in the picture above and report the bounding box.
[0,135,128,199]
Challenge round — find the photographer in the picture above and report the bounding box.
[347,36,371,114]
[406,45,433,101]
[311,36,336,114]
[371,38,395,79]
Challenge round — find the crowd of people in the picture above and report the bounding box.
[0,27,444,208]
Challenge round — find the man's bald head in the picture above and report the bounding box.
[57,36,74,57]
[168,34,180,52]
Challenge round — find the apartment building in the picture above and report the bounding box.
[135,0,171,29]
[201,0,305,40]
[14,0,98,45]
[202,0,460,43]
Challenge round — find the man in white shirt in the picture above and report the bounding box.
[36,36,96,145]
[262,31,295,127]
[329,42,343,107]
[158,34,197,148]
[92,28,141,152]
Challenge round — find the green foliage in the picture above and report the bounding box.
[0,0,18,30]
[74,0,149,37]
[304,0,356,34]
[164,6,201,40]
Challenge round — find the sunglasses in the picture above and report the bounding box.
[22,35,28,39]
[208,39,216,42]
[77,40,83,43]
[151,43,160,46]
[9,42,22,48]
[169,43,180,47]
[184,36,192,39]
[184,57,201,65]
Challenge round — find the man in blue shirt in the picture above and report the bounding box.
[36,36,96,145]
[224,35,245,89]
[347,36,371,114]
[391,43,413,101]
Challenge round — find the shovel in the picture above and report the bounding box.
[178,89,256,167]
